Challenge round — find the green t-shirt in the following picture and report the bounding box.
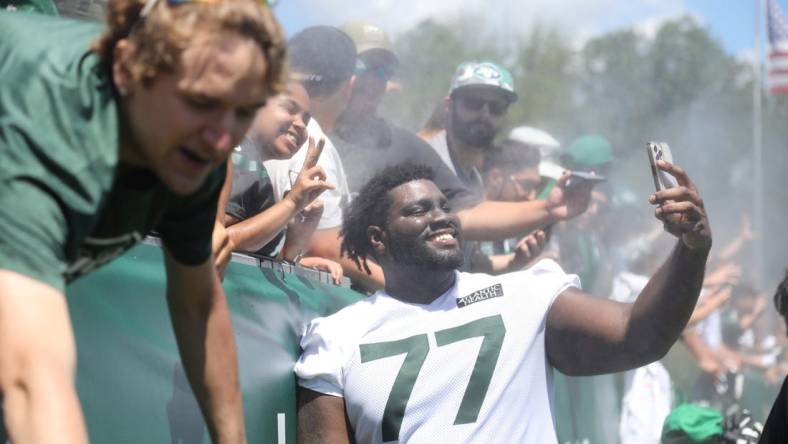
[0,12,225,291]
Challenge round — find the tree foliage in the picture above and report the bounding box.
[380,14,788,282]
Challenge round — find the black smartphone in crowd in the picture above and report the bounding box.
[566,171,606,188]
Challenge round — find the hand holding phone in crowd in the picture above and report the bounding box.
[648,153,711,251]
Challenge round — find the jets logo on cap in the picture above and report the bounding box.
[474,64,502,80]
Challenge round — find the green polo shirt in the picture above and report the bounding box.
[0,12,225,291]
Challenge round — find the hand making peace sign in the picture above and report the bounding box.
[284,137,335,211]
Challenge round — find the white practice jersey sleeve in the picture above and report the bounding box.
[294,259,580,444]
[263,119,350,230]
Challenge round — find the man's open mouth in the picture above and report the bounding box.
[426,229,458,246]
[179,147,210,166]
[284,131,301,147]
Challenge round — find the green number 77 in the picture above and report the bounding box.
[359,315,506,442]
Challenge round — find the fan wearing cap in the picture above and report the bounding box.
[484,127,558,204]
[480,130,548,260]
[502,126,565,200]
[425,61,518,192]
[555,134,617,294]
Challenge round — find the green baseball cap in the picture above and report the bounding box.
[661,404,723,443]
[340,22,398,64]
[564,134,615,167]
[449,61,517,103]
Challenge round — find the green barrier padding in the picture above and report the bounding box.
[1,242,362,443]
[1,0,58,15]
[1,241,776,443]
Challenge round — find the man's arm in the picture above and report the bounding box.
[226,138,332,255]
[687,285,731,325]
[164,250,245,444]
[0,270,88,443]
[546,161,711,376]
[456,172,594,241]
[469,230,546,274]
[297,388,353,444]
[213,162,235,276]
[279,201,323,262]
[217,161,233,224]
[308,227,385,292]
[682,329,723,376]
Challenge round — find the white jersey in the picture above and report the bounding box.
[295,259,580,443]
[263,118,351,230]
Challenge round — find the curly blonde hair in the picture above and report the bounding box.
[92,0,286,93]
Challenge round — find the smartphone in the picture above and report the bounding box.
[566,171,606,188]
[646,141,679,191]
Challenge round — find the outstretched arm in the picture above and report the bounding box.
[164,250,245,443]
[546,160,712,376]
[297,388,353,444]
[470,230,546,274]
[457,171,594,241]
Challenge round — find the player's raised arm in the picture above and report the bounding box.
[545,160,711,376]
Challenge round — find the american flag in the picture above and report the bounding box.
[768,0,788,93]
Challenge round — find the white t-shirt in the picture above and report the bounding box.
[619,362,672,444]
[263,119,351,230]
[295,259,580,443]
[424,130,456,175]
[611,271,672,444]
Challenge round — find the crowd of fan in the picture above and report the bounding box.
[207,22,788,443]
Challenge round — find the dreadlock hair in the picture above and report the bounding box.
[341,163,435,274]
[774,269,788,317]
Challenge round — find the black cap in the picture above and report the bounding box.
[288,26,357,99]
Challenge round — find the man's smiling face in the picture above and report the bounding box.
[379,179,464,271]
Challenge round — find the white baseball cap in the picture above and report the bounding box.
[507,126,563,179]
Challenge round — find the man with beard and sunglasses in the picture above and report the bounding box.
[294,160,712,443]
[425,61,515,197]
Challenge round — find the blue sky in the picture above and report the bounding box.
[272,0,781,57]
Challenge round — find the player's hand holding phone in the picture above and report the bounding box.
[646,142,711,251]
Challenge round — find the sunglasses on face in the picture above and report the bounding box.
[355,58,396,81]
[508,175,540,193]
[458,95,509,116]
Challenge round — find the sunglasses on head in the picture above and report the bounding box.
[138,0,275,21]
[458,95,509,116]
[355,58,396,81]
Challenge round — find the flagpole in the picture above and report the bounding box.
[754,0,765,288]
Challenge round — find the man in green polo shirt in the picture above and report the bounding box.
[0,0,285,442]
